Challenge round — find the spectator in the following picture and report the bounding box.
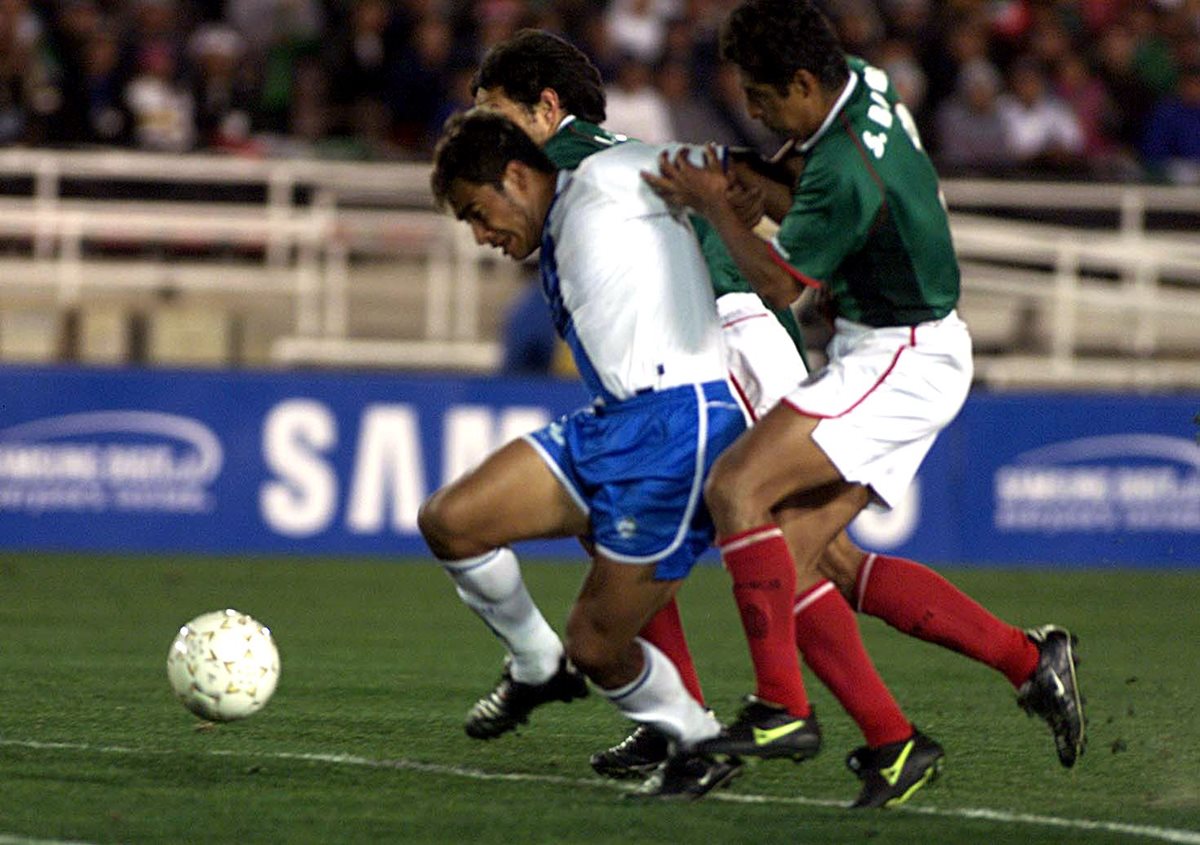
[935,58,1013,172]
[996,56,1085,172]
[0,0,56,145]
[1140,61,1200,184]
[391,14,458,152]
[604,0,681,65]
[79,25,131,145]
[603,54,671,142]
[189,23,254,151]
[324,0,401,141]
[125,42,194,151]
[1054,52,1136,178]
[1094,22,1157,150]
[500,275,556,376]
[225,0,324,134]
[656,59,740,146]
[877,38,927,114]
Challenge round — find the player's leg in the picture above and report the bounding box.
[590,597,698,780]
[774,494,942,808]
[815,512,1084,767]
[700,404,839,761]
[418,436,591,738]
[565,554,738,800]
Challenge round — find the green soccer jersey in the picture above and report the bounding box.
[543,117,808,358]
[773,57,960,327]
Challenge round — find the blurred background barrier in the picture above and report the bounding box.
[0,365,1194,566]
[1,150,1199,388]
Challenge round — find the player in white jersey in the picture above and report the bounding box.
[422,109,748,799]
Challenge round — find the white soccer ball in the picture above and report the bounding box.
[166,609,281,722]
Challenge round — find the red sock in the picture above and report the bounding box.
[794,580,912,748]
[639,598,705,706]
[719,526,811,717]
[856,553,1039,688]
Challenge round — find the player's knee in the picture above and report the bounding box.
[817,534,866,600]
[703,452,749,525]
[417,489,474,560]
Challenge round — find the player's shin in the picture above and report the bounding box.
[443,547,564,683]
[855,553,1039,687]
[599,638,721,749]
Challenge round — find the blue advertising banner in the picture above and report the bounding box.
[0,365,1196,566]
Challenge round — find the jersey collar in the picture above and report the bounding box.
[555,114,577,135]
[797,71,858,154]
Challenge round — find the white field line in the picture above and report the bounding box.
[3,738,1200,845]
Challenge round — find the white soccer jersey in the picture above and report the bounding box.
[539,142,728,403]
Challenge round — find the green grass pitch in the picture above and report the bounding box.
[1,554,1198,844]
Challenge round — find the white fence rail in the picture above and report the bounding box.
[0,150,1198,387]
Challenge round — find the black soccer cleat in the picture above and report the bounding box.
[694,695,821,762]
[623,752,743,801]
[590,724,671,780]
[464,656,588,740]
[1017,624,1087,768]
[846,729,944,809]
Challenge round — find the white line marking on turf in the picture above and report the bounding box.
[0,836,98,845]
[4,738,1200,845]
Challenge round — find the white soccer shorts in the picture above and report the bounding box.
[783,310,973,511]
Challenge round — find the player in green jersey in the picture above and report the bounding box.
[645,0,1086,808]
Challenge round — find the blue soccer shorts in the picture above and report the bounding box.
[524,380,747,580]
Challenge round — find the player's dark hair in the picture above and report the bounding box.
[472,28,607,123]
[720,0,848,93]
[430,109,556,208]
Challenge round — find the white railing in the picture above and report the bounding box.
[0,150,1198,385]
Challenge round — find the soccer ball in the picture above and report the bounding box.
[166,609,281,722]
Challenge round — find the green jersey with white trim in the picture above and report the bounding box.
[544,118,808,357]
[772,57,959,327]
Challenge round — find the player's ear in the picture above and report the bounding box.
[501,159,528,195]
[537,88,561,115]
[790,68,817,99]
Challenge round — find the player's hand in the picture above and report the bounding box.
[641,144,731,220]
[726,176,765,228]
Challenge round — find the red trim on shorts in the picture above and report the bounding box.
[721,312,771,330]
[767,243,823,290]
[783,327,918,420]
[727,369,758,422]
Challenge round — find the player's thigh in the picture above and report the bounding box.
[776,481,871,577]
[419,437,588,556]
[706,402,845,518]
[565,556,679,677]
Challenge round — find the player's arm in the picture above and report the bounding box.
[642,146,809,311]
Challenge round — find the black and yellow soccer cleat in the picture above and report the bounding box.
[590,724,671,780]
[846,730,944,809]
[464,656,588,739]
[694,695,821,761]
[1017,625,1087,768]
[624,752,743,801]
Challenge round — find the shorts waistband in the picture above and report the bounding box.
[594,380,731,412]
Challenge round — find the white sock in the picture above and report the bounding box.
[443,548,563,684]
[600,638,721,750]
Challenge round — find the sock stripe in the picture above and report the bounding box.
[856,552,878,612]
[719,526,784,555]
[443,548,503,575]
[794,581,836,616]
[602,648,654,703]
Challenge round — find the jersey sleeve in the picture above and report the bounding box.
[770,156,877,286]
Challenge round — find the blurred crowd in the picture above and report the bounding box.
[2,0,1199,181]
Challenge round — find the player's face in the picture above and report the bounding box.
[475,86,557,147]
[447,177,542,260]
[739,70,823,140]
